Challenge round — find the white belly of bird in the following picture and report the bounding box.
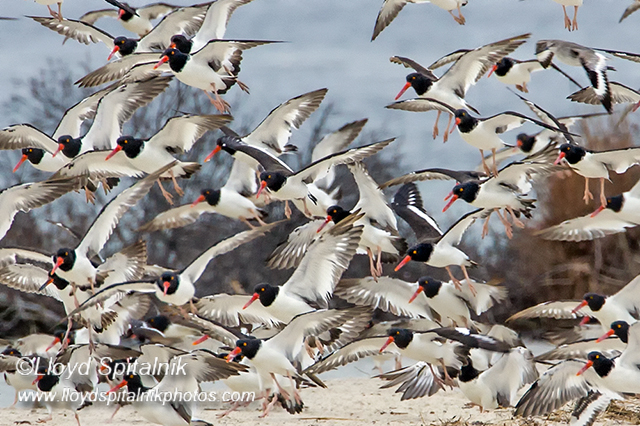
[176,61,225,92]
[427,85,468,110]
[429,0,462,11]
[271,180,309,202]
[429,290,471,326]
[252,344,298,377]
[496,64,534,85]
[122,16,153,36]
[216,189,260,219]
[33,154,68,172]
[459,379,498,409]
[267,292,314,323]
[428,245,469,268]
[460,124,505,151]
[358,222,399,255]
[572,157,610,179]
[56,255,96,287]
[156,279,195,307]
[591,302,636,333]
[473,187,522,209]
[620,197,640,223]
[128,146,178,175]
[552,0,583,6]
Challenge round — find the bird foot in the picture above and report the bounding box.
[583,189,594,204]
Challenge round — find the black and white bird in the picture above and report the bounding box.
[537,177,640,241]
[554,142,640,206]
[568,81,640,112]
[79,1,179,37]
[387,33,530,141]
[487,57,544,93]
[371,0,468,41]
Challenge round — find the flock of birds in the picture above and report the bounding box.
[1,0,640,426]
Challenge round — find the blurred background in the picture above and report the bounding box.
[0,0,639,337]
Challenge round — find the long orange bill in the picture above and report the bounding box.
[576,360,593,376]
[579,316,591,326]
[395,82,412,100]
[45,337,61,352]
[107,380,128,393]
[316,216,332,233]
[449,117,461,135]
[226,347,242,363]
[13,154,28,173]
[204,145,222,162]
[52,143,64,158]
[242,293,259,309]
[590,205,605,218]
[118,9,125,19]
[192,335,210,346]
[256,180,268,198]
[379,336,395,353]
[571,300,588,314]
[487,64,498,78]
[154,55,169,69]
[553,152,566,165]
[408,287,423,304]
[38,276,54,291]
[162,281,170,296]
[191,195,206,207]
[32,374,44,385]
[50,257,64,275]
[596,329,615,343]
[443,194,459,212]
[105,145,122,161]
[394,255,412,272]
[107,45,120,61]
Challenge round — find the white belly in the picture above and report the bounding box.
[428,245,469,268]
[156,279,196,307]
[176,61,224,92]
[460,125,505,151]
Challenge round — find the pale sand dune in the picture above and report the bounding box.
[4,377,639,426]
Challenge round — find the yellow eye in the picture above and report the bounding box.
[617,324,622,328]
[412,250,416,254]
[267,175,271,179]
[595,355,600,359]
[458,188,463,192]
[242,342,247,346]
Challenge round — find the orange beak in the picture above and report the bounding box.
[45,337,61,352]
[226,347,242,363]
[487,64,498,78]
[590,205,606,218]
[395,82,412,100]
[107,379,128,393]
[579,316,591,326]
[38,276,54,291]
[192,335,210,346]
[50,257,64,275]
[204,145,221,162]
[154,55,169,69]
[576,360,593,376]
[118,9,125,19]
[316,216,332,233]
[242,293,259,309]
[107,45,120,61]
[105,145,122,161]
[52,143,64,158]
[571,300,588,314]
[256,180,268,198]
[553,152,566,165]
[162,281,170,296]
[33,374,44,385]
[379,336,395,353]
[596,328,615,343]
[170,42,176,49]
[191,195,206,207]
[408,286,423,304]
[394,255,412,272]
[443,194,458,212]
[450,117,460,135]
[13,154,28,173]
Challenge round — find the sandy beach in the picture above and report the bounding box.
[3,377,640,426]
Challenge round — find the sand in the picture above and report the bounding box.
[3,377,640,426]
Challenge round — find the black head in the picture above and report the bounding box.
[252,283,279,307]
[113,36,138,56]
[117,3,135,21]
[56,135,82,158]
[50,273,70,290]
[158,272,179,296]
[235,339,261,359]
[121,372,144,392]
[215,136,237,155]
[260,171,287,192]
[453,109,476,133]
[161,48,188,72]
[116,136,144,158]
[53,248,76,272]
[604,194,624,213]
[516,133,536,153]
[405,243,434,263]
[558,143,586,164]
[146,315,171,333]
[493,57,515,76]
[404,73,433,96]
[36,373,59,392]
[2,347,21,356]
[22,147,45,165]
[582,293,606,311]
[170,35,193,54]
[451,181,480,204]
[417,277,443,298]
[458,361,480,383]
[586,351,614,377]
[387,328,413,349]
[201,189,221,206]
[326,205,350,224]
[609,321,630,343]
